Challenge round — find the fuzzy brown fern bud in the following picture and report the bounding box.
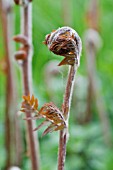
[39,102,66,128]
[13,0,20,4]
[0,58,7,74]
[20,95,66,136]
[13,34,30,61]
[84,29,102,53]
[34,102,67,136]
[14,51,27,61]
[21,94,38,113]
[14,0,32,5]
[44,26,82,66]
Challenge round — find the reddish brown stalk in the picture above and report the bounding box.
[85,0,112,146]
[86,0,100,31]
[58,65,77,170]
[0,1,13,168]
[84,29,112,147]
[0,1,23,168]
[14,1,40,170]
[61,0,72,26]
[44,27,82,170]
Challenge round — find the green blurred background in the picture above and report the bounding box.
[0,0,113,170]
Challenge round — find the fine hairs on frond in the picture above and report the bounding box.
[44,27,82,170]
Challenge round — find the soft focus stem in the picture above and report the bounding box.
[0,1,12,168]
[58,65,77,170]
[20,3,40,170]
[0,1,20,168]
[86,43,112,147]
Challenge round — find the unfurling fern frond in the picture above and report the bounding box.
[20,95,66,136]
